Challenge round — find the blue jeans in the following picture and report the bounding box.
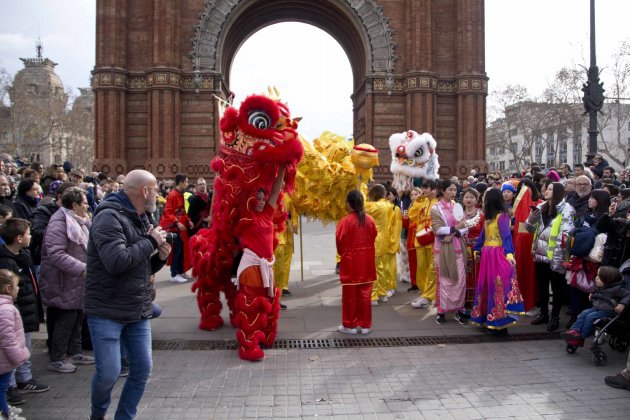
[571,308,615,338]
[170,234,184,276]
[87,316,152,420]
[9,332,32,387]
[0,371,11,415]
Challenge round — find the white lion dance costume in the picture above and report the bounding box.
[389,130,440,191]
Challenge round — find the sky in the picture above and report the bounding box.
[1,0,629,141]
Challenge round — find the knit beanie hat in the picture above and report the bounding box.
[501,182,517,194]
[547,169,561,182]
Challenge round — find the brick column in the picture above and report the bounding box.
[93,0,128,176]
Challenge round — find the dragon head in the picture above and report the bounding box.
[219,94,303,166]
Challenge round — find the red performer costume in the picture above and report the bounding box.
[189,93,303,361]
[512,186,541,311]
[336,204,377,331]
[160,183,192,274]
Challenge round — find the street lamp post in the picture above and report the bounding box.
[581,0,605,166]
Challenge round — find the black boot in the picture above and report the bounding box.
[531,313,549,325]
[547,316,560,332]
[565,315,577,329]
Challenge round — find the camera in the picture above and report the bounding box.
[164,232,178,244]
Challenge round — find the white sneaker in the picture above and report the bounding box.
[7,406,22,415]
[400,277,411,284]
[371,300,378,306]
[181,272,193,280]
[338,325,358,334]
[525,307,541,317]
[413,297,431,308]
[410,297,424,308]
[377,296,388,303]
[360,328,371,335]
[386,289,395,298]
[170,274,187,283]
[7,408,26,420]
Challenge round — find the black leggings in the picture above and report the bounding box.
[535,261,567,318]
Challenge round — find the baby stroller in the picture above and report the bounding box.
[566,261,630,366]
[585,303,628,366]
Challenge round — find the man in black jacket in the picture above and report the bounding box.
[84,169,170,420]
[566,175,593,221]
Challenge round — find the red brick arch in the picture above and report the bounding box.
[93,0,488,181]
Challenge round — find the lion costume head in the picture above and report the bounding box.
[389,130,439,191]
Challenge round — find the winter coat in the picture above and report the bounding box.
[84,191,166,322]
[12,196,36,221]
[525,199,575,273]
[596,214,630,268]
[592,280,630,312]
[336,212,377,285]
[0,294,30,374]
[0,246,43,333]
[566,192,590,221]
[30,201,59,265]
[39,209,90,310]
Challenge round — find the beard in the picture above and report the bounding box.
[145,199,157,214]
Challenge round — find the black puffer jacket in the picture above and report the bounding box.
[84,191,166,322]
[0,246,43,332]
[29,201,59,265]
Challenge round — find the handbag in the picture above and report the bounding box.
[586,233,607,263]
[415,225,435,246]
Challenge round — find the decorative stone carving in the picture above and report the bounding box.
[190,0,396,78]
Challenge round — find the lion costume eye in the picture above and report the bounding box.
[414,148,424,158]
[248,111,271,129]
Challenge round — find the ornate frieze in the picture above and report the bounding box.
[371,76,488,94]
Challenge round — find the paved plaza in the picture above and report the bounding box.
[21,221,630,419]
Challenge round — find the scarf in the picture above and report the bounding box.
[61,207,90,249]
[435,199,463,283]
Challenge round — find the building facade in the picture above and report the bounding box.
[487,102,630,174]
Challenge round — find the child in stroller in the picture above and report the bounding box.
[560,266,630,358]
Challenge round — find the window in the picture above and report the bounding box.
[499,161,506,171]
[535,139,543,163]
[510,128,518,136]
[511,142,518,151]
[559,140,568,163]
[489,146,495,155]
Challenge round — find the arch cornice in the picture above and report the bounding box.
[190,0,397,92]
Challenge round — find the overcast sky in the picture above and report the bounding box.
[1,0,629,141]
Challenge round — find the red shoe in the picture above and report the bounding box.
[560,329,581,340]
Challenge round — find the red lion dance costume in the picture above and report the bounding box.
[190,94,303,361]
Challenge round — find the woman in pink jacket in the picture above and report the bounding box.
[0,269,30,419]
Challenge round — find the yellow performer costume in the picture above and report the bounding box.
[365,198,396,301]
[274,195,298,292]
[414,196,438,302]
[386,206,402,292]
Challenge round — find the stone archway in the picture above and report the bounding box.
[92,0,488,180]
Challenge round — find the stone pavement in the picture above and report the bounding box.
[21,220,630,419]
